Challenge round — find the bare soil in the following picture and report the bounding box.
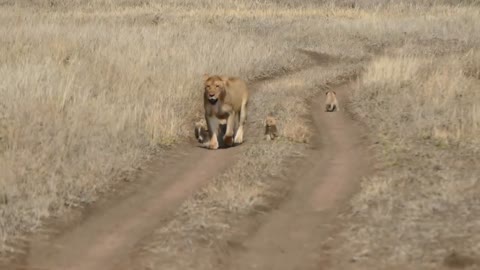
[3,145,240,270]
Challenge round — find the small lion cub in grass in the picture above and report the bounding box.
[264,116,278,141]
[325,91,339,112]
[194,119,209,144]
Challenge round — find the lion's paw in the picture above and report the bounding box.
[209,140,219,150]
[224,135,234,147]
[234,133,243,144]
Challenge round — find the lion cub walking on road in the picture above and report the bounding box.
[194,118,227,146]
[264,116,278,141]
[203,74,249,150]
[325,91,339,112]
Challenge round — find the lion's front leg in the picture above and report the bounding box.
[234,101,247,144]
[206,116,219,150]
[223,111,236,147]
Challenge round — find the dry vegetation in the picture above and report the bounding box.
[0,0,371,253]
[1,0,479,269]
[333,5,480,270]
[128,63,361,269]
[0,2,311,251]
[337,55,480,267]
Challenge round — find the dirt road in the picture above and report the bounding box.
[14,145,239,270]
[225,82,372,270]
[2,60,371,270]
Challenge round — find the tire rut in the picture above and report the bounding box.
[14,146,238,270]
[225,82,373,270]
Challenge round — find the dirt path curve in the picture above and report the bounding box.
[4,68,291,270]
[9,144,239,270]
[2,52,368,270]
[225,82,372,270]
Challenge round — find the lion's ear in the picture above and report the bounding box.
[220,76,230,86]
[203,73,210,82]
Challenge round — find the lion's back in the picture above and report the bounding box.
[224,77,249,110]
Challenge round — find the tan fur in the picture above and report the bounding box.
[203,74,249,149]
[194,119,209,144]
[325,91,339,112]
[264,116,278,141]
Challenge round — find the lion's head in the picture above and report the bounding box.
[265,116,277,127]
[203,74,227,105]
[325,90,336,96]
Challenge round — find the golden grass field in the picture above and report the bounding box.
[0,0,479,268]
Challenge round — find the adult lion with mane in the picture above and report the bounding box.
[202,74,249,150]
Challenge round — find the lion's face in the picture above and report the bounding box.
[204,75,225,105]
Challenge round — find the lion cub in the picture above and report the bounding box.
[325,91,339,112]
[194,118,227,146]
[264,116,278,141]
[194,119,209,144]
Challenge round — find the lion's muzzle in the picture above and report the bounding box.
[208,96,218,104]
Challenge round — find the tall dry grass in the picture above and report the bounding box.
[0,6,308,251]
[2,1,480,269]
[357,54,480,146]
[126,2,480,269]
[0,0,379,252]
[333,4,480,268]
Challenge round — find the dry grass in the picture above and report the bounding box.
[0,0,377,252]
[332,4,480,269]
[1,1,480,269]
[129,62,363,270]
[0,0,372,255]
[0,4,311,251]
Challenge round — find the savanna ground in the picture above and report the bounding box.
[0,0,479,269]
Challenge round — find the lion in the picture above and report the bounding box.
[264,116,278,141]
[203,74,249,150]
[325,91,339,112]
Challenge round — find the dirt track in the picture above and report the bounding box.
[18,145,240,270]
[225,82,371,270]
[3,62,371,270]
